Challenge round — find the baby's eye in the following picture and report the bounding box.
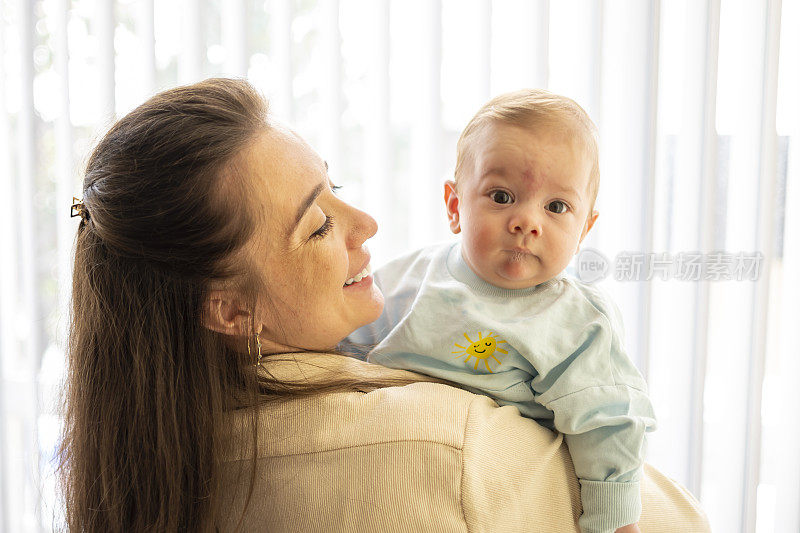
[490,190,513,204]
[545,200,569,214]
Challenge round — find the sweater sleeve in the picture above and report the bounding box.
[460,393,583,531]
[528,286,657,533]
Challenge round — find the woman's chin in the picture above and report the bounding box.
[347,280,384,326]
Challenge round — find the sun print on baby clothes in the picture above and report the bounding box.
[452,332,508,373]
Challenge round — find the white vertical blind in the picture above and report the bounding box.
[409,0,444,245]
[0,5,14,531]
[362,0,391,264]
[1,1,798,531]
[221,0,247,77]
[640,0,661,386]
[476,0,491,103]
[743,1,782,530]
[55,0,73,358]
[96,0,115,120]
[691,0,721,500]
[647,0,720,500]
[703,1,772,530]
[178,0,203,83]
[762,2,800,529]
[596,0,660,373]
[490,0,549,94]
[320,0,342,178]
[268,0,293,122]
[15,0,42,530]
[530,0,548,89]
[136,0,155,95]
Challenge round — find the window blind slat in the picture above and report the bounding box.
[532,0,549,89]
[97,0,115,120]
[598,0,660,373]
[137,0,156,95]
[640,0,661,386]
[363,0,391,265]
[689,0,721,499]
[179,0,203,83]
[15,0,43,530]
[321,0,342,178]
[222,0,248,77]
[704,2,773,529]
[775,124,800,533]
[477,0,491,102]
[0,4,14,532]
[270,0,293,121]
[55,0,74,359]
[410,0,444,245]
[743,0,783,530]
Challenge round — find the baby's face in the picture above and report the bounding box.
[445,122,597,289]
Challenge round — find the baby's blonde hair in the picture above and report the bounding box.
[454,89,600,213]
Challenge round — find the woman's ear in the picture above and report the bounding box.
[202,290,253,336]
[444,180,461,234]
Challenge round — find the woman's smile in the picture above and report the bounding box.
[343,272,374,290]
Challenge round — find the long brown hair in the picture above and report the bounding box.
[58,78,422,532]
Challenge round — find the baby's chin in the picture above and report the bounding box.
[486,261,547,290]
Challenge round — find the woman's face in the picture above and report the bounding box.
[242,126,383,352]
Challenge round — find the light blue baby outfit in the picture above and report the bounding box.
[345,241,657,533]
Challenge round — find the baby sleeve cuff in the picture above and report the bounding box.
[578,479,641,533]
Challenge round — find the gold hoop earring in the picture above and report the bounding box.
[253,331,263,367]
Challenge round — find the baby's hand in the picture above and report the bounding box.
[614,523,641,533]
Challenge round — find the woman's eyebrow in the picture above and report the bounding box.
[294,182,325,228]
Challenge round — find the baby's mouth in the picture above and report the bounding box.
[507,249,536,262]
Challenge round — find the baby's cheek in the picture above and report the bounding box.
[466,223,494,252]
[552,234,579,266]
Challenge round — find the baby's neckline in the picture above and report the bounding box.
[445,242,561,298]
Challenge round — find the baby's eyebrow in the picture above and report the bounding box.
[477,167,507,181]
[555,185,581,198]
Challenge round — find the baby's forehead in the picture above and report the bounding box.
[470,137,591,184]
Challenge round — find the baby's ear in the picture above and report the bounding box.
[444,180,461,234]
[576,210,599,252]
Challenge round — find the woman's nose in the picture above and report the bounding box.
[345,203,378,248]
[508,209,542,236]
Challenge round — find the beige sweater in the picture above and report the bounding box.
[217,353,710,532]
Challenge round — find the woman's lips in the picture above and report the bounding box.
[343,274,373,290]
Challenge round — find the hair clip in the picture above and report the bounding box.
[71,197,89,221]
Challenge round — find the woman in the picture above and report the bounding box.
[60,78,709,532]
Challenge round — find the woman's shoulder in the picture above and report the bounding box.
[218,353,710,532]
[220,353,490,463]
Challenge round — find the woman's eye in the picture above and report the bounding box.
[311,215,334,239]
[490,191,513,204]
[331,184,342,194]
[545,200,569,214]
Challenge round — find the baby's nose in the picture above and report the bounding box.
[509,212,542,236]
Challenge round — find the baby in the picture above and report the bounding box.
[346,89,656,533]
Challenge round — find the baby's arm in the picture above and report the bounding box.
[530,285,657,533]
